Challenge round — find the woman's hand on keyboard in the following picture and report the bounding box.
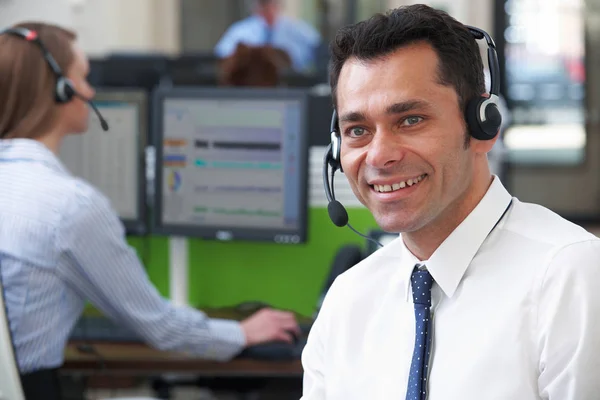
[240,308,300,346]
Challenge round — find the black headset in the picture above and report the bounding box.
[0,27,109,131]
[323,25,502,241]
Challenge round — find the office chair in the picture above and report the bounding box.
[0,257,26,400]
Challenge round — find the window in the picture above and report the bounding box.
[500,0,586,165]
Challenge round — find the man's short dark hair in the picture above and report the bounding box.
[329,4,485,112]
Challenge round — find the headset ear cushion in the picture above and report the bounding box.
[465,96,500,140]
[465,96,484,140]
[481,103,502,137]
[56,77,75,103]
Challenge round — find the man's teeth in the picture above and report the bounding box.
[373,174,426,193]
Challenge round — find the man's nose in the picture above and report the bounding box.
[365,130,405,169]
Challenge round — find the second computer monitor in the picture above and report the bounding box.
[152,87,309,244]
[58,88,148,234]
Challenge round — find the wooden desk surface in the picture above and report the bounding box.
[63,342,303,377]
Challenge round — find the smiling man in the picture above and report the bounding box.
[300,5,600,400]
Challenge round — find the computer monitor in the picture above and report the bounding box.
[307,89,334,146]
[58,89,148,234]
[97,55,169,91]
[165,53,219,86]
[152,87,309,244]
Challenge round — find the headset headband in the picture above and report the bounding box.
[465,25,499,96]
[0,27,65,78]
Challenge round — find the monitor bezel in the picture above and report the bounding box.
[151,86,310,244]
[92,87,149,235]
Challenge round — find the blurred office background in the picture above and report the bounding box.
[1,0,599,399]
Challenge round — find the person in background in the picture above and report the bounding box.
[301,4,600,399]
[218,42,292,86]
[0,22,299,400]
[214,0,321,73]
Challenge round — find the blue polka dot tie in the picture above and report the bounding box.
[406,264,434,400]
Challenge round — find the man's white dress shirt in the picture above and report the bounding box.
[301,176,600,399]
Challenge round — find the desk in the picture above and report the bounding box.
[63,342,304,399]
[66,306,309,398]
[63,342,303,377]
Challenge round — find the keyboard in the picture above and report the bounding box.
[70,316,143,343]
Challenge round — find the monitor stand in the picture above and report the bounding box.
[163,237,194,387]
[168,236,189,306]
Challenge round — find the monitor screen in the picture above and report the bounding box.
[152,87,309,244]
[58,89,148,234]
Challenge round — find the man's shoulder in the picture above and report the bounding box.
[505,199,598,248]
[228,16,262,32]
[281,16,321,39]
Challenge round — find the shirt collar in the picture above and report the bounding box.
[400,176,513,299]
[0,138,69,175]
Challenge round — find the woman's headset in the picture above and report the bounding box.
[323,25,502,231]
[0,27,109,130]
[1,27,77,103]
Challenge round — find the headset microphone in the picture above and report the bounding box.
[75,92,109,132]
[323,144,349,227]
[323,143,383,248]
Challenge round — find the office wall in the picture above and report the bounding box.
[73,0,180,56]
[386,0,492,33]
[180,0,242,53]
[0,0,73,28]
[0,0,180,56]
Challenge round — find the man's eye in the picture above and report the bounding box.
[348,127,365,137]
[402,116,423,126]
